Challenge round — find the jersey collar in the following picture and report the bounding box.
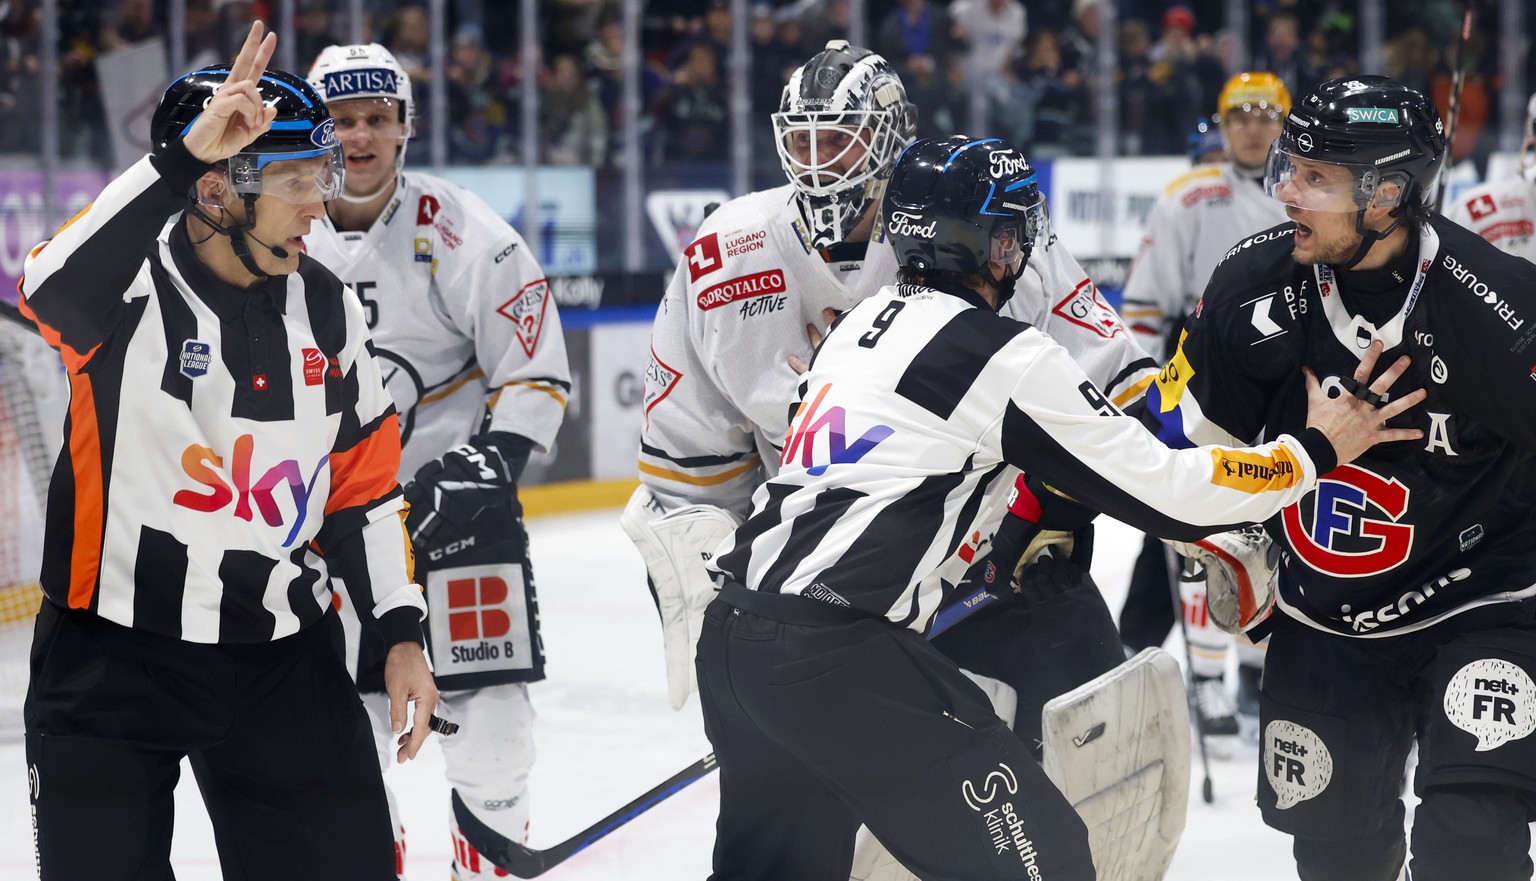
[1313,223,1439,353]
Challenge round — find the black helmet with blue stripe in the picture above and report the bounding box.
[152,65,344,203]
[883,135,1047,306]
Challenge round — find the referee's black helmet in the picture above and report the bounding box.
[883,135,1047,289]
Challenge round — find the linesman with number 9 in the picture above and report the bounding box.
[693,134,1424,880]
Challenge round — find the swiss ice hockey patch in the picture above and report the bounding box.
[496,278,551,356]
[1052,279,1127,339]
[180,340,213,379]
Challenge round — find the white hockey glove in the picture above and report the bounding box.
[1165,524,1278,634]
[620,488,741,710]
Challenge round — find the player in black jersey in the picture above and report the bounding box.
[1141,76,1536,880]
[695,134,1423,881]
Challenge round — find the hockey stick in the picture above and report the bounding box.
[0,300,38,336]
[1167,546,1215,804]
[453,752,719,878]
[1433,2,1475,210]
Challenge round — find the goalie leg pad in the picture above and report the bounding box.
[1041,648,1191,881]
[621,487,741,710]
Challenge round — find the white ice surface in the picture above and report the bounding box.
[0,512,1512,879]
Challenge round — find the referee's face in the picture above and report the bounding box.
[226,188,326,277]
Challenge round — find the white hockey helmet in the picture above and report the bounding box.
[308,43,415,170]
[773,41,916,249]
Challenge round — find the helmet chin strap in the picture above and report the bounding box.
[1337,205,1405,270]
[338,173,399,204]
[190,192,275,281]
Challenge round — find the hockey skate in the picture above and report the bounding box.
[1192,675,1239,758]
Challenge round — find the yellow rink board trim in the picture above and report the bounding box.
[521,478,639,520]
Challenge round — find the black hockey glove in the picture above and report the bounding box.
[1012,525,1095,605]
[969,473,1098,603]
[403,431,533,550]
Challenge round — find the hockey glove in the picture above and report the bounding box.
[620,488,741,710]
[1013,525,1096,606]
[1165,524,1278,634]
[972,472,1098,604]
[404,431,533,551]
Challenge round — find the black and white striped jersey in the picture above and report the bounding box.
[17,143,426,646]
[709,282,1338,634]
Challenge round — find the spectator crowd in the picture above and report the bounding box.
[0,0,1527,184]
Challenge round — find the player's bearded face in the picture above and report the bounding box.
[1273,157,1365,265]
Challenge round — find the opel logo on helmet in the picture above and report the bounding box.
[1297,132,1314,152]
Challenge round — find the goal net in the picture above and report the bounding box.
[0,315,67,734]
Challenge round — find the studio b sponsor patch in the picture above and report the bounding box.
[426,563,535,676]
[1264,720,1333,810]
[1444,659,1536,751]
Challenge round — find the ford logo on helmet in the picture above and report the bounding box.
[311,117,338,149]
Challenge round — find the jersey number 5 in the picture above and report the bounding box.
[355,281,380,328]
[859,301,905,349]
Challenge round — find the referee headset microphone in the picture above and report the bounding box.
[153,65,346,278]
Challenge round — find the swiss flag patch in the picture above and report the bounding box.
[684,233,723,282]
[496,278,551,357]
[1468,194,1496,221]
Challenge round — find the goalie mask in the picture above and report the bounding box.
[773,41,916,249]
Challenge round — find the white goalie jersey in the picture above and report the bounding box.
[305,173,570,478]
[638,184,1158,517]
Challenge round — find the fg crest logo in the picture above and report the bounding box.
[495,278,551,356]
[1281,464,1414,577]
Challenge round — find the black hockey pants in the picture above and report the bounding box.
[25,600,397,880]
[697,583,1096,881]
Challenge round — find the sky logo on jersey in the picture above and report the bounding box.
[1281,464,1414,578]
[173,434,329,548]
[180,340,212,379]
[781,383,893,476]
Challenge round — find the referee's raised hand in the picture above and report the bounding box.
[181,21,279,164]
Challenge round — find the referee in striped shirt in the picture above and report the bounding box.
[696,135,1426,880]
[18,24,436,879]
